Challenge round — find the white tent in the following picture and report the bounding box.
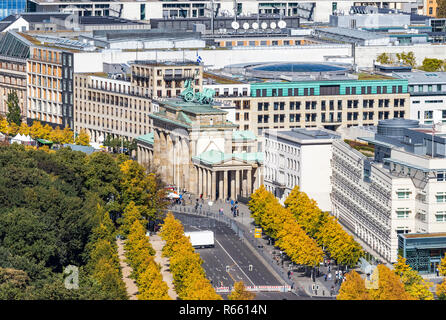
[11,134,34,145]
[167,192,180,199]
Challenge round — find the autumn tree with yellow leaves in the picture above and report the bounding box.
[368,265,413,300]
[75,128,90,146]
[124,217,171,300]
[284,186,363,267]
[160,213,222,300]
[337,270,369,300]
[249,186,324,268]
[393,256,433,300]
[436,256,446,300]
[228,281,256,300]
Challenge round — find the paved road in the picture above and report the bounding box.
[175,212,312,300]
[178,212,282,287]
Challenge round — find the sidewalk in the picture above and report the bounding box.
[149,233,178,300]
[116,239,138,300]
[171,199,337,299]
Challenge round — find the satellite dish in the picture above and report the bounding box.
[252,22,259,29]
[231,21,240,30]
[270,22,277,29]
[243,22,249,30]
[261,22,267,29]
[278,20,286,28]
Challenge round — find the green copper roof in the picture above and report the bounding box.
[178,111,192,124]
[233,152,263,163]
[193,149,232,165]
[233,130,257,141]
[193,150,263,165]
[136,132,154,145]
[160,99,227,115]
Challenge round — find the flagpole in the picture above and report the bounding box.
[432,123,435,158]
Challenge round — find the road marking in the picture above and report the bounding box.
[215,238,255,286]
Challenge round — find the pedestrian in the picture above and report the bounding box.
[324,274,327,281]
[328,273,332,281]
[330,286,334,296]
[335,277,338,285]
[335,270,338,279]
[328,265,331,273]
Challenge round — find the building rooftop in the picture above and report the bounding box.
[393,71,446,84]
[316,27,387,40]
[265,128,340,143]
[135,132,154,145]
[232,130,257,142]
[401,232,446,239]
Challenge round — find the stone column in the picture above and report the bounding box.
[212,171,217,201]
[203,169,208,198]
[198,167,203,196]
[207,170,212,199]
[247,168,252,195]
[230,170,235,200]
[223,170,228,201]
[242,170,247,197]
[218,171,224,200]
[235,169,240,200]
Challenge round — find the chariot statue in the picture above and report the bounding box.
[180,79,214,104]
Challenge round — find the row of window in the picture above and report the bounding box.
[257,111,403,123]
[254,85,404,97]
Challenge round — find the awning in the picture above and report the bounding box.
[36,138,53,145]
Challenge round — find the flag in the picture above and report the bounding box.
[196,53,203,64]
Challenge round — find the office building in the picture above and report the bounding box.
[263,128,340,211]
[393,71,446,125]
[331,118,446,264]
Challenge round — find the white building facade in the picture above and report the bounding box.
[331,118,446,263]
[263,128,340,211]
[393,72,446,126]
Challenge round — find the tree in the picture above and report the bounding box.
[29,121,45,139]
[436,280,446,300]
[62,126,74,144]
[119,201,145,238]
[6,91,21,126]
[337,270,369,300]
[439,256,446,276]
[228,281,256,300]
[368,265,413,300]
[438,0,446,18]
[393,255,433,300]
[75,129,90,146]
[420,58,445,72]
[18,122,30,136]
[376,53,392,64]
[396,51,416,67]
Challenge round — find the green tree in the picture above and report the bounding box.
[420,58,445,72]
[396,51,416,67]
[6,91,21,126]
[376,53,392,64]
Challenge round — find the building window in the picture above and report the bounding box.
[396,209,410,219]
[397,190,410,199]
[436,192,446,202]
[437,171,445,181]
[435,212,446,222]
